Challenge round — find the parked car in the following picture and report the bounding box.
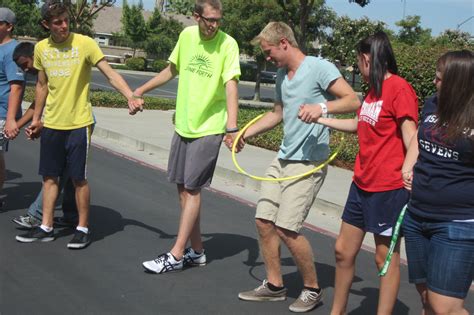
[260,70,277,84]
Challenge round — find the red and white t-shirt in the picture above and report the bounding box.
[354,75,419,192]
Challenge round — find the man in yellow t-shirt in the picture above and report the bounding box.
[136,0,240,274]
[16,2,143,249]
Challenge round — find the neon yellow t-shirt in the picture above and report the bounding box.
[169,26,240,138]
[34,33,104,130]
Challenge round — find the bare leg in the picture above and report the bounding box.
[415,283,433,315]
[428,290,469,315]
[277,227,319,288]
[256,218,283,287]
[330,222,366,315]
[170,184,202,260]
[73,179,90,228]
[42,176,60,227]
[374,234,400,315]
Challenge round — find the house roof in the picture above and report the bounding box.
[94,6,196,35]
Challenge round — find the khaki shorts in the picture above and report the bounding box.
[256,157,327,233]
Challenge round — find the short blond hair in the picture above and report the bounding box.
[251,22,298,47]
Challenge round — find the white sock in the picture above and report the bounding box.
[77,226,89,234]
[40,225,53,232]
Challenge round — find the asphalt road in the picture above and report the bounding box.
[25,71,276,101]
[0,136,471,314]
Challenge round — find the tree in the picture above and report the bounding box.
[395,15,431,45]
[144,9,183,59]
[349,0,370,6]
[275,0,336,53]
[433,29,473,48]
[222,0,285,101]
[166,0,194,15]
[0,0,46,38]
[122,0,147,56]
[322,16,386,66]
[61,0,116,36]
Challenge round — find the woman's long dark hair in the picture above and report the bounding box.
[436,50,474,142]
[356,32,398,98]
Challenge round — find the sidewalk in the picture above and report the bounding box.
[90,106,406,259]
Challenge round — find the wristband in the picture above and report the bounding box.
[226,127,239,133]
[318,102,328,117]
[132,94,144,99]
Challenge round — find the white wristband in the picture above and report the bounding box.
[318,102,328,117]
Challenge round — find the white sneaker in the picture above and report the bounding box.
[183,248,206,267]
[142,252,183,274]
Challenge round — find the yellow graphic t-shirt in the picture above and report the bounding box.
[169,26,241,138]
[34,33,104,130]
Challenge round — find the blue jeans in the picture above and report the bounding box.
[403,210,474,299]
[27,175,78,221]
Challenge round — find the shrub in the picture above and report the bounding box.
[125,57,146,71]
[151,59,169,73]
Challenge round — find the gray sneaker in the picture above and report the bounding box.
[12,214,41,229]
[238,280,287,301]
[289,288,323,313]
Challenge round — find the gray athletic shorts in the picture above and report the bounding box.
[167,132,223,190]
[256,157,327,233]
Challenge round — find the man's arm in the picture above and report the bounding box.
[95,59,143,115]
[16,101,35,129]
[4,81,25,139]
[133,63,178,97]
[298,77,361,123]
[233,102,283,153]
[223,79,239,149]
[26,70,48,139]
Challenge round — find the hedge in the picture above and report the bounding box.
[125,57,146,71]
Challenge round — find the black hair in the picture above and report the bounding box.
[13,41,34,62]
[356,31,397,98]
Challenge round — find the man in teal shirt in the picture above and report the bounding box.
[237,22,360,313]
[136,0,240,274]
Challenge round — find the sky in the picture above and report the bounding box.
[137,0,473,36]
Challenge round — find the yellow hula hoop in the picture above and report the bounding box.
[231,114,345,182]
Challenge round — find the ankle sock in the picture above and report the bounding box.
[40,225,53,232]
[304,286,321,294]
[267,282,285,291]
[77,226,89,234]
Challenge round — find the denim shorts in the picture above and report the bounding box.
[403,210,474,299]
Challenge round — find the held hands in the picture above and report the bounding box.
[128,91,144,115]
[298,104,323,124]
[402,170,413,191]
[25,120,43,140]
[223,131,245,153]
[3,119,19,140]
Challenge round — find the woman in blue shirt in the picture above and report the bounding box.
[402,50,474,315]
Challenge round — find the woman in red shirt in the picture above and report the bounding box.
[302,32,419,314]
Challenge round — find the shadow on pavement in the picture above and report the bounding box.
[348,287,410,315]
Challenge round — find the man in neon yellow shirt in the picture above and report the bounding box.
[16,2,142,249]
[136,0,240,274]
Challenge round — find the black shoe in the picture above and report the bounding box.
[53,216,78,228]
[67,230,91,249]
[16,226,54,243]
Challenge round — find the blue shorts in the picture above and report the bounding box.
[39,126,92,181]
[403,211,474,299]
[342,182,409,235]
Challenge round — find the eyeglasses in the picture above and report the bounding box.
[198,14,221,24]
